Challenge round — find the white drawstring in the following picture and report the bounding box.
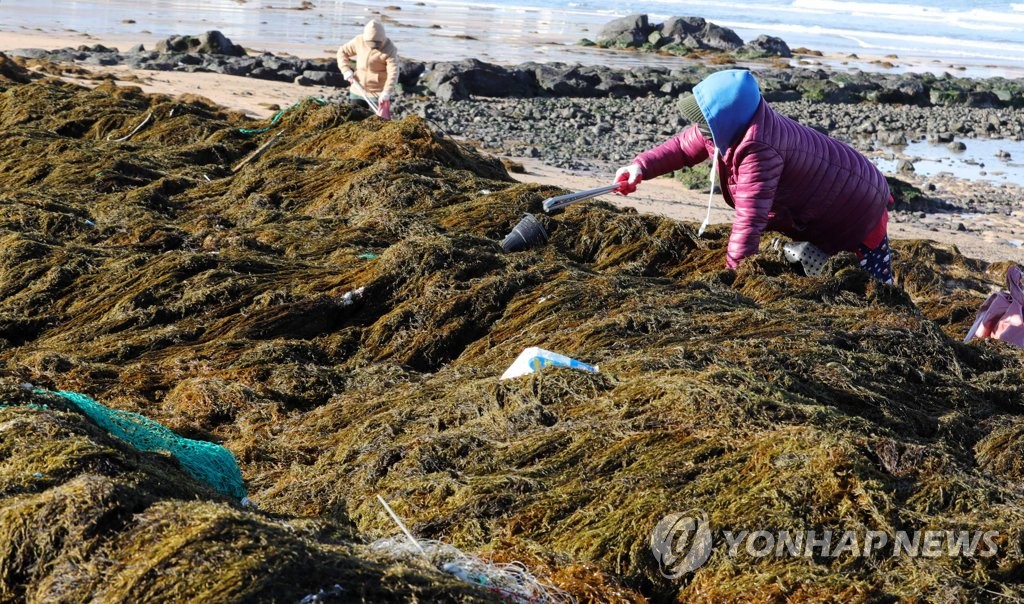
[697,147,719,237]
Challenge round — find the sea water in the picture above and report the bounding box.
[3,0,1023,78]
[876,137,1024,183]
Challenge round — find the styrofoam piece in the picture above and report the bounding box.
[500,347,598,380]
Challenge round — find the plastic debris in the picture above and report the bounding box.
[298,584,345,603]
[500,213,548,253]
[373,495,574,604]
[340,287,365,307]
[500,347,598,380]
[776,239,830,276]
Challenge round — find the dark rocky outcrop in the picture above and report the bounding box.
[739,34,792,58]
[418,58,537,101]
[659,16,744,51]
[5,31,1024,111]
[594,13,653,48]
[155,31,247,57]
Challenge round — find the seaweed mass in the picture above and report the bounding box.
[1,53,1024,602]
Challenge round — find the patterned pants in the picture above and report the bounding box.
[856,235,893,284]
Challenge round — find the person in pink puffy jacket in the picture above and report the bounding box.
[614,69,893,283]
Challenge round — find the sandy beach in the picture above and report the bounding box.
[2,26,1022,265]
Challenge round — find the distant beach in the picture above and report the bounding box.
[3,0,1024,79]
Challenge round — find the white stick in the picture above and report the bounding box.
[107,111,153,142]
[351,78,380,115]
[360,91,380,116]
[376,494,427,556]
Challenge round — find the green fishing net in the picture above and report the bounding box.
[48,390,247,500]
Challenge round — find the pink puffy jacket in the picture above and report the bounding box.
[634,84,890,268]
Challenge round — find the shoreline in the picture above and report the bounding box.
[2,27,1022,265]
[3,0,1024,80]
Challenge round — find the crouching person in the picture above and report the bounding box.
[614,69,893,283]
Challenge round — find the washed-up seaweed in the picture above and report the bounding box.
[0,55,1023,602]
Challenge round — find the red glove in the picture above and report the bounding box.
[378,99,391,120]
[614,164,643,195]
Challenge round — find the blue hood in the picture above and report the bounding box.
[692,69,762,153]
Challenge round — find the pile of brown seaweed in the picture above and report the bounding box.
[1,54,1023,603]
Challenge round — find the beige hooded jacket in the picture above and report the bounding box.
[337,20,399,98]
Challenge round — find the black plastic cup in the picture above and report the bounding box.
[500,213,549,253]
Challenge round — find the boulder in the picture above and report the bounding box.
[155,31,246,56]
[595,14,652,48]
[740,35,791,58]
[657,16,743,51]
[869,76,928,105]
[527,63,603,97]
[299,70,346,87]
[399,60,426,89]
[421,59,537,99]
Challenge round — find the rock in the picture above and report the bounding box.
[898,159,916,173]
[5,48,51,60]
[527,63,602,98]
[399,60,426,89]
[175,53,204,66]
[655,16,744,52]
[434,80,466,102]
[658,16,706,49]
[882,131,907,146]
[249,66,293,82]
[595,14,652,48]
[259,55,297,72]
[700,21,745,51]
[996,149,1012,160]
[968,91,1001,107]
[155,31,246,56]
[80,43,116,53]
[82,54,121,66]
[740,35,791,58]
[947,141,966,151]
[217,57,258,77]
[871,76,927,105]
[421,59,537,99]
[299,70,346,87]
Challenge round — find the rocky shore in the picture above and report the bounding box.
[7,28,1023,236]
[8,28,1024,108]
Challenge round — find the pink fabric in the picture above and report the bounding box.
[861,210,888,249]
[964,265,1024,346]
[633,101,890,269]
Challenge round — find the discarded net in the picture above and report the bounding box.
[49,390,247,499]
[370,536,574,604]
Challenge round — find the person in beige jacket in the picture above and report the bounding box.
[337,19,399,119]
